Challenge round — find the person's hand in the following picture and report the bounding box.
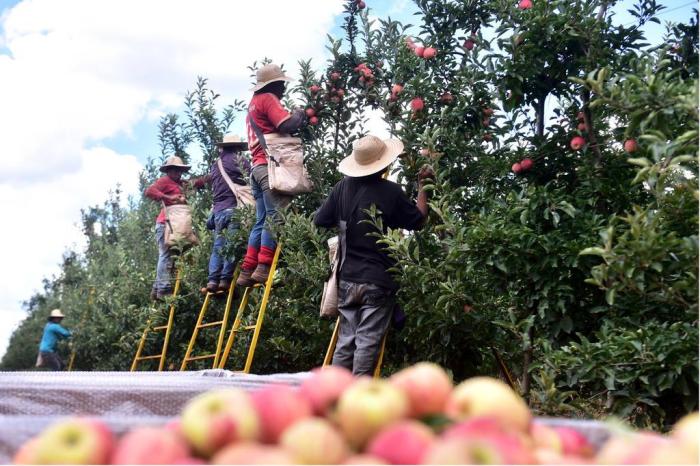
[418,165,435,184]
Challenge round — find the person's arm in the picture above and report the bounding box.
[263,94,306,134]
[186,175,210,190]
[278,109,306,134]
[389,166,434,231]
[416,166,434,219]
[145,178,181,203]
[314,185,339,228]
[53,324,71,339]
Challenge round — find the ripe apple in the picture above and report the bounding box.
[331,96,341,103]
[211,443,295,465]
[391,83,404,95]
[405,37,416,50]
[482,117,491,126]
[298,366,354,417]
[367,421,435,464]
[309,85,320,94]
[483,107,494,116]
[442,417,536,464]
[111,427,190,464]
[280,418,350,464]
[423,437,507,465]
[440,92,454,104]
[389,362,453,418]
[576,111,585,121]
[463,39,475,51]
[445,377,531,433]
[518,0,533,10]
[330,71,341,81]
[336,378,410,448]
[423,47,437,59]
[34,418,115,465]
[578,122,587,131]
[623,139,638,153]
[411,97,425,112]
[12,437,40,464]
[553,426,594,457]
[520,158,533,171]
[180,388,260,457]
[357,0,366,9]
[420,148,431,157]
[251,384,312,444]
[530,422,562,453]
[483,133,493,142]
[414,46,425,58]
[343,454,388,464]
[336,89,345,97]
[305,108,316,118]
[596,432,669,465]
[672,412,699,463]
[309,116,319,125]
[570,136,586,150]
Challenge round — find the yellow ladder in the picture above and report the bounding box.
[180,272,239,371]
[323,317,387,378]
[130,265,183,371]
[67,286,95,371]
[217,246,281,373]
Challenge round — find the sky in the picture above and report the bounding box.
[0,0,694,360]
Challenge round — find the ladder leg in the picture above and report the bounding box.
[243,245,281,373]
[158,265,182,371]
[373,331,388,379]
[218,286,252,369]
[323,318,340,366]
[213,279,237,368]
[180,292,212,371]
[130,319,151,372]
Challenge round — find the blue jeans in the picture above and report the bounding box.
[243,165,292,268]
[208,209,238,283]
[153,223,173,293]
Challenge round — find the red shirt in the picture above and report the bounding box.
[246,93,291,166]
[144,175,206,223]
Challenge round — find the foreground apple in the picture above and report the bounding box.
[343,454,388,464]
[367,421,435,464]
[211,443,294,465]
[671,412,699,463]
[443,417,536,464]
[180,389,260,457]
[12,438,40,464]
[553,426,593,457]
[336,379,409,448]
[33,418,115,465]
[298,366,355,417]
[570,136,586,150]
[111,427,189,464]
[423,437,508,464]
[252,384,312,443]
[279,418,349,464]
[445,377,531,433]
[389,362,453,418]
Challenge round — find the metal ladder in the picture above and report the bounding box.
[130,265,183,371]
[67,286,95,371]
[323,317,387,378]
[217,245,281,373]
[179,271,240,371]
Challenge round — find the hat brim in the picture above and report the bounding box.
[338,139,404,177]
[251,75,293,92]
[159,164,191,173]
[216,141,249,149]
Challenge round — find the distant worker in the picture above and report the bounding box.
[144,156,206,300]
[38,309,71,371]
[237,63,307,287]
[203,135,250,294]
[313,135,433,376]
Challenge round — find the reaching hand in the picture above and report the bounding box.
[418,165,435,183]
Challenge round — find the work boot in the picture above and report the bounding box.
[150,289,158,301]
[236,268,256,288]
[203,282,219,294]
[251,264,271,284]
[156,288,173,300]
[218,280,231,293]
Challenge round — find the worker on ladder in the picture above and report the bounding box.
[313,135,433,376]
[202,135,251,294]
[237,63,307,287]
[36,309,71,371]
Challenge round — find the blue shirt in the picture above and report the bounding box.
[39,322,71,353]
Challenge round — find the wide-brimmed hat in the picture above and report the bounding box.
[50,309,65,318]
[159,155,191,173]
[251,63,292,92]
[216,134,248,150]
[339,135,404,177]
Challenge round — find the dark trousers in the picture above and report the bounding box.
[40,351,65,371]
[332,280,394,376]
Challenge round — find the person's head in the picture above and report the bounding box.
[338,135,404,178]
[251,63,291,97]
[159,155,191,180]
[48,309,65,323]
[216,135,248,156]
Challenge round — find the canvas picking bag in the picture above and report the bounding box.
[163,202,199,250]
[217,158,255,208]
[248,111,313,195]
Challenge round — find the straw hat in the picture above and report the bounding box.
[339,135,404,177]
[50,309,65,318]
[216,134,248,150]
[159,155,191,173]
[251,63,292,92]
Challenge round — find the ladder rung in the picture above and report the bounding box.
[135,354,163,361]
[243,325,256,330]
[197,321,223,329]
[153,325,168,331]
[185,354,216,362]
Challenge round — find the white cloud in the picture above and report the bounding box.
[0,0,345,358]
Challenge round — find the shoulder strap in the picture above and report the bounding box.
[342,183,368,223]
[217,158,241,193]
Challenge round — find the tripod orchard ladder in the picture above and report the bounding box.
[130,263,184,371]
[179,269,240,371]
[323,317,387,379]
[67,285,95,371]
[217,245,281,373]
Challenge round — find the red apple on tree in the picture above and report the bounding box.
[570,136,586,150]
[411,97,425,112]
[330,71,341,81]
[520,158,533,171]
[305,108,316,118]
[463,39,475,51]
[518,0,533,10]
[440,92,454,104]
[336,88,345,98]
[357,0,366,9]
[623,139,638,153]
[392,83,404,95]
[483,107,494,116]
[309,84,320,94]
[512,163,523,174]
[577,122,587,131]
[414,46,425,58]
[310,116,319,125]
[423,47,437,59]
[483,133,493,142]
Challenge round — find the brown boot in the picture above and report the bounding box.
[251,264,271,284]
[217,280,231,293]
[236,269,256,288]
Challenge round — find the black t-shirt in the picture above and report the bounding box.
[314,174,425,290]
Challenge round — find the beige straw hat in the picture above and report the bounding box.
[339,135,404,177]
[216,134,248,149]
[251,63,292,92]
[50,309,65,318]
[159,155,191,173]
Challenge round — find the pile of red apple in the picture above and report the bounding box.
[12,362,699,464]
